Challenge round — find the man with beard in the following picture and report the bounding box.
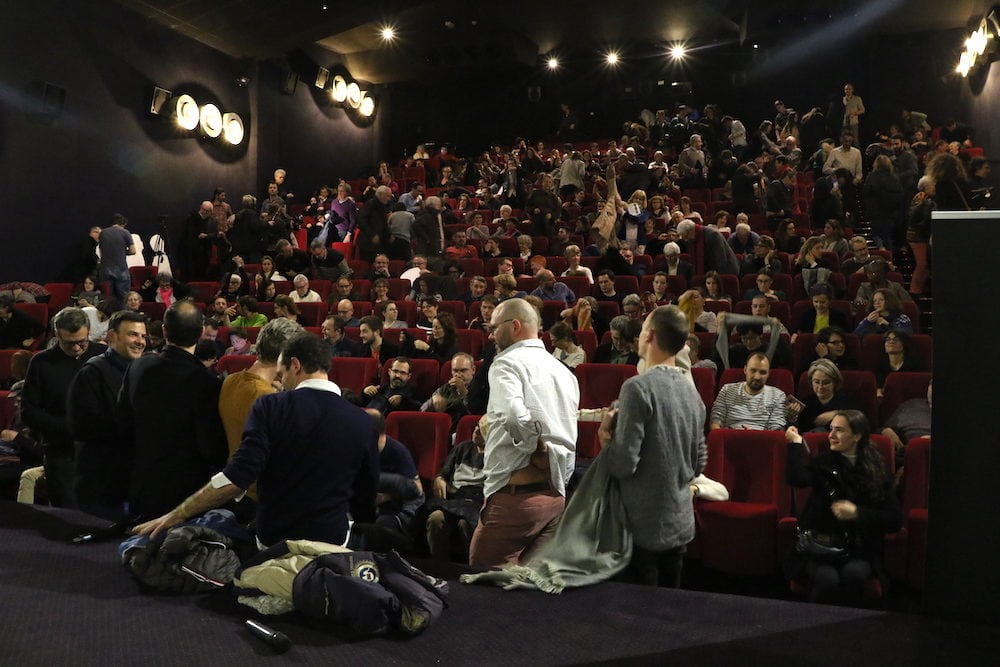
[710,352,798,431]
[361,357,422,416]
[67,311,147,519]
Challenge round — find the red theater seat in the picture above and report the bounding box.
[385,411,452,484]
[575,363,638,409]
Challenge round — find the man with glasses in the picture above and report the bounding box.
[361,357,422,416]
[469,298,579,568]
[421,352,475,430]
[22,307,107,507]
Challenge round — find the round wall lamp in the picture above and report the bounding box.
[331,75,348,102]
[359,93,375,117]
[175,94,199,130]
[346,82,362,108]
[222,112,245,145]
[199,103,223,138]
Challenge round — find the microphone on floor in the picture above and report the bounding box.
[245,619,292,654]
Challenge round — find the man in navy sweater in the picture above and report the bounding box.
[134,332,379,547]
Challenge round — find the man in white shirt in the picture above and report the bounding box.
[823,131,863,185]
[289,274,321,303]
[469,298,580,568]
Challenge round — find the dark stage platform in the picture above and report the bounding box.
[1,502,996,665]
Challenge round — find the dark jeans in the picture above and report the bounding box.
[621,545,686,588]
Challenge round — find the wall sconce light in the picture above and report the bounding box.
[359,93,375,117]
[199,103,223,138]
[175,94,200,130]
[315,66,330,89]
[222,112,245,145]
[346,82,362,109]
[957,8,1000,76]
[331,75,348,103]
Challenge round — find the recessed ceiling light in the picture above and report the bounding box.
[380,26,395,41]
[670,45,686,60]
[605,51,619,65]
[547,57,559,70]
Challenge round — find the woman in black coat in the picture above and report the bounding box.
[785,410,901,603]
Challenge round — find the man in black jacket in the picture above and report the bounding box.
[361,357,422,416]
[67,310,147,519]
[21,307,107,507]
[228,195,265,263]
[118,300,228,519]
[357,185,393,262]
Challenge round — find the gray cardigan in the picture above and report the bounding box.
[604,365,707,552]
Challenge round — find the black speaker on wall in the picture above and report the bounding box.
[25,80,66,123]
[282,70,298,95]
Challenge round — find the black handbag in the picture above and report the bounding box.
[795,527,849,561]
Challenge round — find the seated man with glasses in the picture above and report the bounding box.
[22,307,107,508]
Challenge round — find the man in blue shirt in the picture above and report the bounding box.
[529,270,576,307]
[134,332,379,547]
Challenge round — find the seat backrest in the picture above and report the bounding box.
[14,303,48,328]
[139,301,166,322]
[902,437,931,512]
[595,300,621,323]
[216,354,256,375]
[43,283,75,311]
[385,411,452,482]
[558,275,591,298]
[575,363,638,409]
[576,420,602,458]
[879,372,931,425]
[705,429,786,505]
[381,327,427,348]
[691,367,716,432]
[297,302,326,326]
[386,279,410,300]
[860,333,932,374]
[454,329,484,358]
[454,413,483,445]
[328,357,379,395]
[437,301,467,327]
[188,282,218,304]
[573,329,598,361]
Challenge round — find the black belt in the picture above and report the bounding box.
[498,481,551,495]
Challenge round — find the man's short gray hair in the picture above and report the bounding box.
[293,274,308,285]
[676,220,696,238]
[622,294,642,309]
[52,307,90,334]
[609,315,631,334]
[256,318,305,364]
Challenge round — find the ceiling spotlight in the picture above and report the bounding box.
[380,26,396,41]
[670,45,686,60]
[222,112,245,145]
[331,75,348,103]
[359,93,375,118]
[605,51,619,65]
[753,43,759,49]
[199,103,223,138]
[175,94,199,130]
[346,82,362,109]
[547,57,559,70]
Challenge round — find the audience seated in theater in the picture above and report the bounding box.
[0,295,45,349]
[678,288,718,333]
[703,271,731,305]
[647,271,677,307]
[333,299,360,328]
[654,242,694,284]
[881,380,932,461]
[516,234,534,263]
[810,326,858,370]
[371,278,391,306]
[230,296,269,328]
[548,321,586,368]
[366,254,393,282]
[331,275,362,304]
[199,318,227,359]
[774,219,803,255]
[621,294,644,321]
[819,219,849,257]
[841,237,883,276]
[595,270,625,306]
[784,410,901,603]
[224,327,255,357]
[420,351,475,429]
[74,275,103,309]
[715,313,790,370]
[361,357,423,416]
[740,235,784,276]
[358,315,400,368]
[874,329,923,399]
[407,312,460,364]
[710,352,799,430]
[141,271,190,306]
[289,274,321,303]
[380,301,407,330]
[256,255,286,284]
[562,245,595,284]
[852,259,912,314]
[744,272,786,302]
[854,288,913,338]
[480,238,503,262]
[549,227,573,258]
[444,231,479,260]
[797,359,861,433]
[618,245,647,278]
[425,414,487,562]
[728,222,759,256]
[415,296,440,332]
[321,315,363,358]
[458,276,488,308]
[794,284,849,341]
[494,273,527,302]
[593,315,640,365]
[530,269,576,306]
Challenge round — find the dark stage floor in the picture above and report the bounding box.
[1,502,996,665]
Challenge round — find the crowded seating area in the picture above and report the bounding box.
[3,95,970,606]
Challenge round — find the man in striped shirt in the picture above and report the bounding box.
[710,352,799,430]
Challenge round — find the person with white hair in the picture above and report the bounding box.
[357,185,394,261]
[289,274,321,303]
[675,220,740,276]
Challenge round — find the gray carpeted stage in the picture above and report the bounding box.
[1,502,996,665]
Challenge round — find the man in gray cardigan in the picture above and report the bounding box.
[598,305,707,587]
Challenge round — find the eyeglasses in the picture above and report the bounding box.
[827,339,845,345]
[484,318,515,333]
